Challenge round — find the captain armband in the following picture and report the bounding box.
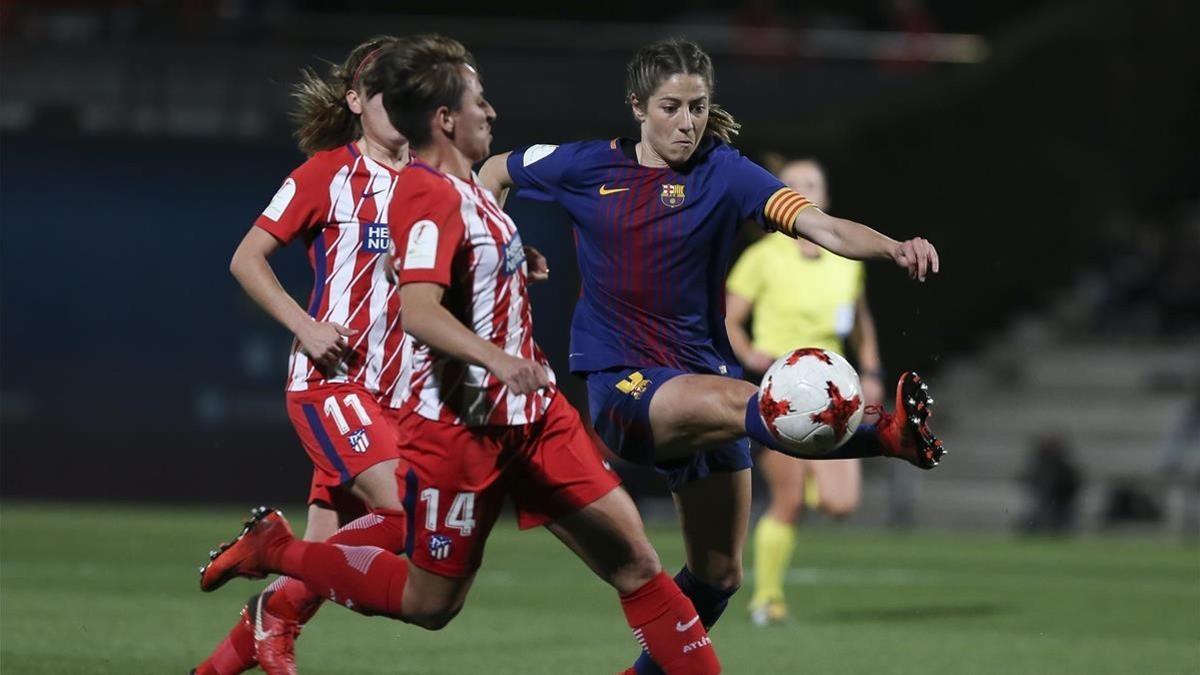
[762,188,814,237]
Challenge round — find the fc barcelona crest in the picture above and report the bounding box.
[661,183,686,208]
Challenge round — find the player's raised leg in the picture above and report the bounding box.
[650,371,944,468]
[196,384,410,675]
[239,384,409,674]
[198,504,474,631]
[255,461,408,674]
[193,498,347,675]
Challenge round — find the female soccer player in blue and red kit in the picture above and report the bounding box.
[480,39,944,674]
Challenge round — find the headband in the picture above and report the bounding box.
[351,46,385,87]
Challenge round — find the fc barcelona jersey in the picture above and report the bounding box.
[507,137,803,375]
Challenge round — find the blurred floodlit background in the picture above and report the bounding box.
[1,0,1198,536]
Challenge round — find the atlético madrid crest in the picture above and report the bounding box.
[428,533,453,561]
[661,183,686,208]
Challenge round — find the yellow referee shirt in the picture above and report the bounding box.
[727,232,864,356]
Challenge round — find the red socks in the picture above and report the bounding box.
[620,572,721,675]
[269,509,410,618]
[192,614,256,675]
[195,509,410,673]
[263,509,408,622]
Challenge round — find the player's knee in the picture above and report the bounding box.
[627,542,664,583]
[696,561,743,594]
[612,540,663,593]
[768,496,805,524]
[720,383,757,426]
[820,495,859,519]
[406,602,464,631]
[715,569,744,594]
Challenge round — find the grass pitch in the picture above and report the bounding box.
[1,502,1197,674]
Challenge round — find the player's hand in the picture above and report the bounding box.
[298,321,358,371]
[525,246,550,283]
[892,237,939,282]
[744,350,776,377]
[490,353,551,395]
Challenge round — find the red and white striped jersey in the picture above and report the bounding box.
[254,143,410,408]
[389,159,556,427]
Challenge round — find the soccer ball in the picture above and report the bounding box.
[757,348,865,457]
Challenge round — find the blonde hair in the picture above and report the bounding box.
[290,35,399,155]
[625,38,741,143]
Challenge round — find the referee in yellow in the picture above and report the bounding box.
[725,158,886,626]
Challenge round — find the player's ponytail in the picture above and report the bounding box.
[706,104,741,143]
[291,35,399,156]
[625,38,741,143]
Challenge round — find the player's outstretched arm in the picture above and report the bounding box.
[479,152,514,203]
[229,226,356,369]
[792,208,940,281]
[401,282,550,395]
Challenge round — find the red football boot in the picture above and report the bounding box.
[249,591,302,675]
[871,372,945,469]
[199,507,293,592]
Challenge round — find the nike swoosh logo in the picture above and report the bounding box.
[675,615,700,632]
[253,595,269,642]
[361,189,384,199]
[599,185,630,196]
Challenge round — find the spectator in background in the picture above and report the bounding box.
[1161,383,1200,537]
[1018,434,1082,534]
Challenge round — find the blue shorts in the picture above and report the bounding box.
[585,366,753,492]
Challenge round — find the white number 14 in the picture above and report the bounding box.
[419,488,477,536]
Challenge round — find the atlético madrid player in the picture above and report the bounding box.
[198,35,724,675]
[193,36,417,675]
[479,39,945,674]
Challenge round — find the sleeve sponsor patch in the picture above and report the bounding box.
[403,220,439,269]
[522,144,558,167]
[261,178,297,221]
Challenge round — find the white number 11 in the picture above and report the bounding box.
[322,393,373,434]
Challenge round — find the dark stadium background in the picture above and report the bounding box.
[2,4,1198,674]
[1,0,1197,516]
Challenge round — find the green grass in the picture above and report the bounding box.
[2,502,1198,674]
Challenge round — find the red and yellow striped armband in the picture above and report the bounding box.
[763,187,814,236]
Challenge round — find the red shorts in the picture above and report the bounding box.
[396,393,621,578]
[286,384,404,510]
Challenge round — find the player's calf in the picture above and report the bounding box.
[620,572,721,675]
[191,599,258,675]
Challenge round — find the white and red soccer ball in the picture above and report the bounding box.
[757,348,865,457]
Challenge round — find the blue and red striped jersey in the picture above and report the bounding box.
[507,137,793,375]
